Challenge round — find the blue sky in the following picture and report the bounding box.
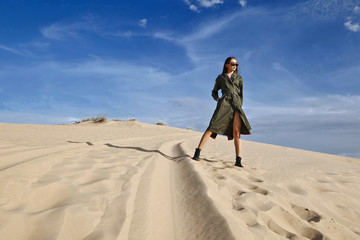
[1,0,360,158]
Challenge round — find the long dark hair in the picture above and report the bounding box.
[222,57,238,74]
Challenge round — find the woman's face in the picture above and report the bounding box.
[226,58,238,73]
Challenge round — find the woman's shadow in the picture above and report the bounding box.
[104,143,189,162]
[104,143,216,163]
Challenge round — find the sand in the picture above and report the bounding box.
[0,120,359,240]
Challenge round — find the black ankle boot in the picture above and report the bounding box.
[235,156,243,167]
[193,148,201,160]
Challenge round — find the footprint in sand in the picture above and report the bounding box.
[209,161,227,170]
[291,204,322,222]
[213,173,226,180]
[251,186,268,195]
[247,175,264,183]
[260,206,324,240]
[232,198,245,211]
[242,182,269,196]
[287,184,308,196]
[236,190,246,196]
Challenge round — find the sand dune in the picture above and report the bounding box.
[0,121,359,240]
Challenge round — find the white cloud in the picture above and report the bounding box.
[354,6,360,14]
[183,0,200,12]
[138,18,147,28]
[197,0,223,8]
[183,0,223,12]
[189,4,200,12]
[344,20,360,32]
[239,0,246,7]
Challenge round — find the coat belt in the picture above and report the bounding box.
[223,92,239,99]
[223,92,242,108]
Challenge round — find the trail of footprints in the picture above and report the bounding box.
[203,159,325,240]
[63,141,359,238]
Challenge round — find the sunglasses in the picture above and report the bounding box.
[230,63,238,67]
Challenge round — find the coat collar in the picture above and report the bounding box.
[221,72,241,81]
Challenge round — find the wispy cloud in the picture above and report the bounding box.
[59,57,171,84]
[189,4,200,12]
[239,0,246,7]
[138,18,147,28]
[0,44,23,55]
[0,43,31,56]
[182,11,243,42]
[42,15,149,41]
[0,57,173,114]
[28,41,51,50]
[342,4,360,32]
[272,62,286,71]
[110,31,144,38]
[292,0,359,20]
[41,22,75,40]
[355,6,360,14]
[183,0,200,12]
[153,8,264,64]
[41,15,99,40]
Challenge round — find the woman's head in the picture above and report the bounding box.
[222,57,238,74]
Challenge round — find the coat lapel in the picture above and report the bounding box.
[221,73,233,86]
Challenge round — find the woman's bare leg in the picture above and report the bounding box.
[197,129,212,149]
[233,111,241,157]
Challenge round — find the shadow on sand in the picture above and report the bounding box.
[67,141,216,163]
[104,143,190,162]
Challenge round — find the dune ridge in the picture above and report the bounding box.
[0,121,359,239]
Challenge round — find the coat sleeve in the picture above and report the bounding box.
[211,75,221,101]
[239,76,244,106]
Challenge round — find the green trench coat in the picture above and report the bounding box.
[207,72,252,140]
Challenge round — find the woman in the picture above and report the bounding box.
[192,57,251,167]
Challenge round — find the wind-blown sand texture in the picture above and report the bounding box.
[0,121,359,240]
